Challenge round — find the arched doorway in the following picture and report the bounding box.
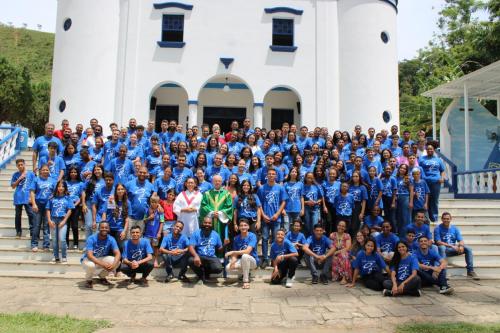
[198,75,254,133]
[150,82,189,132]
[263,86,301,130]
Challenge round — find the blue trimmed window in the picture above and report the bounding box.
[162,14,184,43]
[271,19,296,52]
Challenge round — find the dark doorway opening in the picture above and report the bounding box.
[203,107,246,134]
[155,105,179,132]
[271,108,294,130]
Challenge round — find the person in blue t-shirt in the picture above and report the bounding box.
[109,144,135,185]
[257,168,288,269]
[283,167,304,232]
[172,154,194,193]
[30,164,56,251]
[120,225,154,285]
[188,216,224,283]
[410,168,430,220]
[418,144,445,222]
[46,180,74,263]
[348,171,367,238]
[382,241,422,297]
[301,173,324,237]
[322,167,341,235]
[380,165,397,229]
[302,224,334,285]
[126,166,154,236]
[159,221,190,283]
[286,219,307,263]
[434,212,479,280]
[375,221,400,264]
[81,221,121,288]
[233,180,262,234]
[415,236,453,294]
[225,218,259,289]
[363,206,383,237]
[66,166,85,249]
[11,159,35,238]
[270,229,299,288]
[406,210,434,249]
[102,183,130,250]
[347,239,390,291]
[39,142,66,182]
[32,123,64,171]
[334,182,355,228]
[143,195,164,267]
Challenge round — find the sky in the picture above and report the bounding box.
[0,0,446,61]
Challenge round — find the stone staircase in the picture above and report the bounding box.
[0,150,499,279]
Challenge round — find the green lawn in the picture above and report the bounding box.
[0,312,111,333]
[398,322,500,333]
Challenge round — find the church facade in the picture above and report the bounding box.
[49,0,399,132]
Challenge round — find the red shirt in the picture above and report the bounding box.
[160,200,176,221]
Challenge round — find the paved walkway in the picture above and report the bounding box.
[2,276,500,332]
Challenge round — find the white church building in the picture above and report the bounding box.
[49,0,399,133]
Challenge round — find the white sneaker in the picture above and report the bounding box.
[61,258,68,264]
[285,277,294,288]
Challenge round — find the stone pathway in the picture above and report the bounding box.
[2,276,500,332]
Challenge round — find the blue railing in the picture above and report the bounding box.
[436,151,457,195]
[0,126,22,170]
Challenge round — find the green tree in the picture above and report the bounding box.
[0,57,33,124]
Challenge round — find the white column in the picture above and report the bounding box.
[188,101,198,128]
[254,103,263,129]
[432,96,437,141]
[464,83,470,170]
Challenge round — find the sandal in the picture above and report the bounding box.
[340,278,347,285]
[242,282,250,289]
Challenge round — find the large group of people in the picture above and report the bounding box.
[10,117,479,293]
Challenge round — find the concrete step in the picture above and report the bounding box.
[439,209,500,216]
[0,248,82,261]
[447,252,500,264]
[0,237,86,249]
[0,225,87,238]
[439,199,500,207]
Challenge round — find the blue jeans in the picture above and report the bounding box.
[303,206,320,237]
[162,253,189,276]
[438,245,474,272]
[50,217,68,259]
[418,269,448,288]
[262,222,280,260]
[284,212,300,232]
[83,200,94,239]
[32,201,50,249]
[15,204,34,234]
[427,181,441,222]
[396,195,412,238]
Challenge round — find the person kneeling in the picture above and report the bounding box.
[382,241,422,297]
[159,221,190,283]
[303,224,334,285]
[120,226,154,285]
[225,218,259,289]
[270,229,299,288]
[415,236,453,295]
[188,216,224,284]
[347,239,390,291]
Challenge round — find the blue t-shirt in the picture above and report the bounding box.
[105,199,131,231]
[305,235,332,255]
[334,193,355,216]
[153,177,176,199]
[412,179,429,209]
[257,166,284,184]
[375,233,400,253]
[123,238,153,261]
[419,155,445,183]
[257,183,289,224]
[30,176,56,205]
[302,184,323,208]
[146,155,163,177]
[407,223,432,242]
[322,180,341,205]
[284,181,303,213]
[67,180,84,205]
[367,178,383,209]
[110,158,135,185]
[33,135,64,166]
[63,154,82,173]
[381,176,397,197]
[352,250,387,276]
[233,194,261,220]
[144,210,164,238]
[415,248,442,271]
[232,232,259,265]
[172,167,194,193]
[46,195,75,218]
[103,141,119,171]
[93,186,114,222]
[391,254,419,282]
[189,229,223,258]
[126,180,154,220]
[205,165,231,184]
[364,215,384,229]
[198,181,213,194]
[79,160,97,181]
[348,185,368,203]
[160,233,189,251]
[286,231,307,245]
[434,224,463,245]
[11,171,36,205]
[396,177,411,196]
[81,234,119,262]
[39,155,66,180]
[270,239,298,260]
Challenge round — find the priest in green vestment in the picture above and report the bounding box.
[199,175,233,245]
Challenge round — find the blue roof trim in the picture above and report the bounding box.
[161,83,181,88]
[157,41,185,48]
[270,45,297,52]
[264,7,303,16]
[188,100,198,105]
[220,58,234,69]
[254,103,264,107]
[153,2,193,10]
[380,0,398,13]
[271,87,292,92]
[204,83,248,90]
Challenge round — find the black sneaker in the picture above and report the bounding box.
[320,274,329,285]
[382,289,392,297]
[467,271,480,280]
[312,276,319,284]
[439,286,454,295]
[164,274,174,283]
[178,274,191,283]
[85,280,93,289]
[16,232,22,239]
[260,259,269,269]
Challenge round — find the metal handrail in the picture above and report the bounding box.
[436,151,457,195]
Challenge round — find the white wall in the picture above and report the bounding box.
[263,90,300,129]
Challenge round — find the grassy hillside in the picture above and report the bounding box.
[0,25,54,83]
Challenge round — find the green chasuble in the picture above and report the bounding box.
[199,188,233,242]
